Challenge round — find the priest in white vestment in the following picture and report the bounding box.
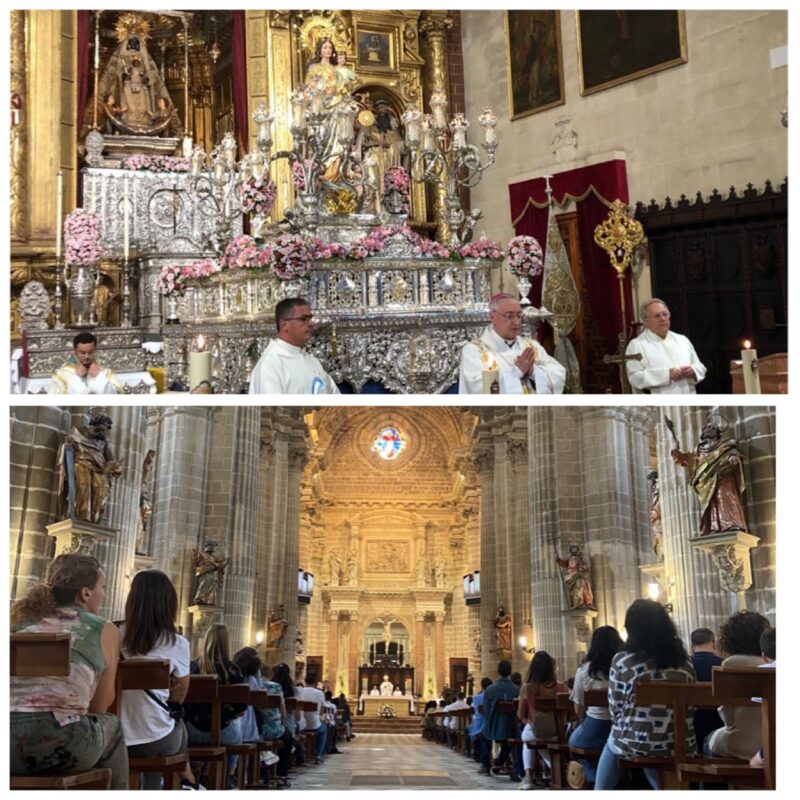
[249,297,340,395]
[459,293,566,394]
[47,332,123,394]
[380,677,394,697]
[625,298,706,394]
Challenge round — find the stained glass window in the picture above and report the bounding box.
[372,427,407,461]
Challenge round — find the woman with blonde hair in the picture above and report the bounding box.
[10,553,128,789]
[184,622,247,788]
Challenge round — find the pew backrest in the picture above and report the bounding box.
[11,633,70,677]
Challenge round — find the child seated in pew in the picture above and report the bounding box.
[705,611,770,760]
[567,625,623,788]
[233,649,293,787]
[594,599,697,791]
[183,623,247,789]
[518,651,569,789]
[120,569,201,790]
[9,553,129,789]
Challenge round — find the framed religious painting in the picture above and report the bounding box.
[505,10,565,120]
[355,26,396,72]
[576,10,688,96]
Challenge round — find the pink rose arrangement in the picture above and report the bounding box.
[270,233,311,279]
[157,263,186,296]
[308,239,349,261]
[237,176,277,216]
[506,235,544,277]
[64,208,103,266]
[221,235,261,269]
[180,258,221,281]
[384,167,410,194]
[458,235,503,260]
[123,155,190,172]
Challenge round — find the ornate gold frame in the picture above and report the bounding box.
[576,10,688,97]
[504,10,565,121]
[354,23,399,74]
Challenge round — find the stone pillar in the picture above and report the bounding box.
[96,406,148,622]
[327,611,339,687]
[148,407,214,638]
[435,612,446,694]
[9,407,71,601]
[349,611,361,697]
[419,11,453,244]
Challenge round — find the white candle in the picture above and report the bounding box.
[740,340,761,394]
[55,170,63,260]
[123,177,130,259]
[189,335,212,391]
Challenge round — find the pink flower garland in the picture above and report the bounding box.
[270,234,311,279]
[221,235,261,269]
[123,155,190,172]
[458,235,503,260]
[237,177,277,216]
[64,209,103,266]
[506,235,544,277]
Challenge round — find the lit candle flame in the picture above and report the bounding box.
[197,334,206,351]
[743,339,751,350]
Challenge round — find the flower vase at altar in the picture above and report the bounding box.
[67,265,98,328]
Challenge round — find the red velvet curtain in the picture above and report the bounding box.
[231,11,248,153]
[508,159,634,358]
[76,10,92,207]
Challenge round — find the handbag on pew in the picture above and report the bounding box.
[118,653,185,721]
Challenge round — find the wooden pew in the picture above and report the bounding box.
[184,675,226,790]
[620,680,745,790]
[566,688,608,789]
[494,700,522,775]
[218,683,257,790]
[110,658,187,789]
[245,690,282,788]
[451,707,474,753]
[10,633,112,790]
[677,667,775,790]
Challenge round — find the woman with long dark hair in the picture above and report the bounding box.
[566,625,623,788]
[10,553,128,789]
[120,569,200,789]
[594,600,696,790]
[271,662,305,765]
[518,651,568,788]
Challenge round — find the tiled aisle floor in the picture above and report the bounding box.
[288,733,520,791]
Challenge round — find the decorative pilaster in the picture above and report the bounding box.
[414,611,426,695]
[327,611,340,688]
[348,611,360,697]
[419,11,453,244]
[10,10,28,242]
[434,611,446,695]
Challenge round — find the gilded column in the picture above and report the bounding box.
[419,11,453,244]
[10,10,28,242]
[434,611,446,695]
[414,611,425,696]
[266,11,294,221]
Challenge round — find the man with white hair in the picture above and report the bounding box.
[459,293,565,394]
[625,298,706,394]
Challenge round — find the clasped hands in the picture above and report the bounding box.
[514,346,538,377]
[75,363,101,379]
[669,366,696,383]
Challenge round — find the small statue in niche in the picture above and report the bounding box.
[268,603,289,648]
[493,605,512,651]
[328,547,341,586]
[135,448,155,554]
[555,543,596,610]
[191,539,229,606]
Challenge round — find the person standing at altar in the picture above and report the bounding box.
[380,675,394,697]
[249,298,340,395]
[625,299,706,394]
[47,332,123,394]
[459,293,565,394]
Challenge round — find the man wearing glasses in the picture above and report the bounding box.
[249,297,340,394]
[459,293,565,394]
[625,298,706,394]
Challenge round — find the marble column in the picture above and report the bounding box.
[10,10,28,242]
[419,11,453,244]
[472,427,495,678]
[435,611,446,694]
[327,611,339,688]
[349,611,361,697]
[9,407,71,600]
[414,611,426,696]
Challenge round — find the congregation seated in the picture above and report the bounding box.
[518,651,568,788]
[479,659,520,776]
[296,670,328,764]
[271,662,307,765]
[119,569,199,789]
[233,647,293,787]
[421,699,438,737]
[443,692,470,747]
[705,610,771,760]
[322,691,342,754]
[9,553,128,789]
[688,627,724,763]
[467,677,492,759]
[183,623,247,789]
[594,599,697,790]
[336,693,354,741]
[566,625,624,788]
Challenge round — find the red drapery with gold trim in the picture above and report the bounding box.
[231,11,248,154]
[508,159,634,358]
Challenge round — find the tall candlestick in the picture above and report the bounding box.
[741,340,761,394]
[123,176,130,259]
[55,170,63,260]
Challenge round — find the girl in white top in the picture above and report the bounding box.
[120,569,201,790]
